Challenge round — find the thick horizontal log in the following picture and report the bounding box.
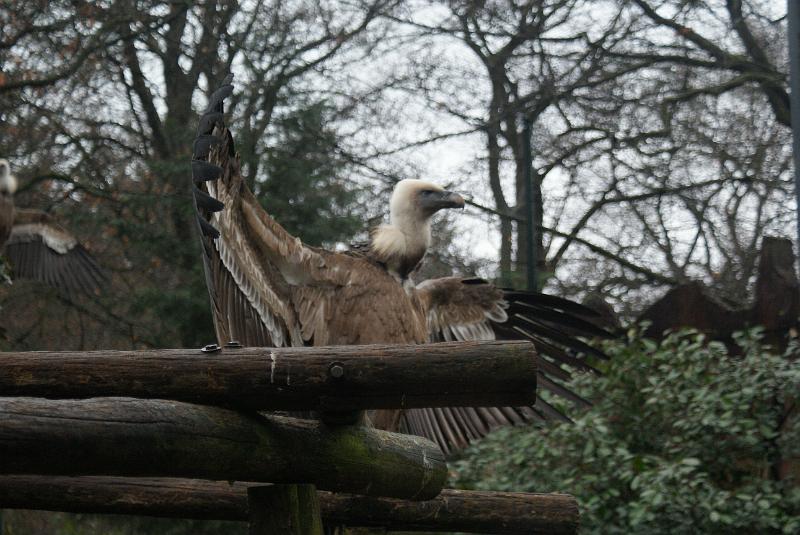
[0,341,537,411]
[0,476,580,534]
[322,488,579,534]
[0,397,445,500]
[0,476,249,520]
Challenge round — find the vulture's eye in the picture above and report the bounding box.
[420,190,435,196]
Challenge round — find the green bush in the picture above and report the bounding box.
[453,329,800,534]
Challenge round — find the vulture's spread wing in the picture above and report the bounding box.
[192,75,314,347]
[4,209,106,295]
[405,276,611,454]
[192,76,419,348]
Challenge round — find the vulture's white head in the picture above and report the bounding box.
[389,179,465,227]
[0,159,16,197]
[372,179,464,279]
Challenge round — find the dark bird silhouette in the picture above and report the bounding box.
[0,159,105,295]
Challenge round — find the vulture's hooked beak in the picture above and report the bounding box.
[421,190,465,213]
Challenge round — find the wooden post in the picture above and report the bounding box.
[752,236,799,346]
[0,397,446,500]
[638,237,799,344]
[0,340,537,411]
[0,476,580,534]
[248,485,323,535]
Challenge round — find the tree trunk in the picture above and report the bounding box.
[514,154,545,284]
[486,105,512,283]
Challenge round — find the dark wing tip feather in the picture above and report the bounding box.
[192,135,222,160]
[193,74,235,240]
[504,290,604,318]
[191,160,223,183]
[197,112,223,136]
[204,75,234,114]
[197,216,220,239]
[512,313,609,360]
[508,300,614,339]
[193,187,225,212]
[509,325,602,375]
[533,396,572,423]
[461,277,489,285]
[539,374,592,409]
[411,278,614,454]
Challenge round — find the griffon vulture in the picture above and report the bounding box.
[0,159,105,294]
[191,76,610,454]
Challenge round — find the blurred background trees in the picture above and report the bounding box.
[389,0,790,312]
[0,0,395,350]
[0,0,796,533]
[0,0,790,345]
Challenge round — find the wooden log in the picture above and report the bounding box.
[0,397,445,500]
[639,281,744,340]
[0,340,537,411]
[638,237,800,346]
[0,476,580,534]
[321,488,579,534]
[0,476,249,520]
[248,485,322,535]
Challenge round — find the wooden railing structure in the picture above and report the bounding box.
[0,340,579,534]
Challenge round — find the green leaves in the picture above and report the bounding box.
[454,329,800,534]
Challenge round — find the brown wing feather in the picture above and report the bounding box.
[4,209,105,295]
[404,276,610,454]
[192,78,427,348]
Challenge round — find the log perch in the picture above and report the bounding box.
[0,340,537,411]
[0,476,580,534]
[0,397,445,500]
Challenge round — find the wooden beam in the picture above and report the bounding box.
[0,397,445,500]
[321,488,579,534]
[0,341,537,411]
[0,476,580,534]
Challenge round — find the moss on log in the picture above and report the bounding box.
[0,397,445,500]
